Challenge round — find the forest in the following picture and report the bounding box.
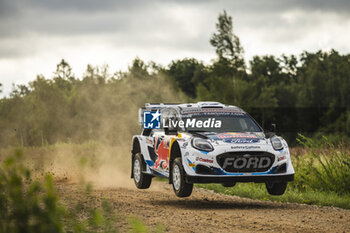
[0,11,349,147]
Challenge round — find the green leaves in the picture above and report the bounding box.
[0,148,161,233]
[0,149,65,233]
[294,135,350,195]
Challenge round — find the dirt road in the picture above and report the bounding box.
[56,180,350,233]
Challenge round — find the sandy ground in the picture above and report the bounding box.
[13,145,348,232]
[56,179,350,233]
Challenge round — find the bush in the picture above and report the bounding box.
[0,148,65,233]
[0,148,161,233]
[292,134,350,194]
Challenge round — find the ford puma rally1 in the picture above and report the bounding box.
[131,102,294,197]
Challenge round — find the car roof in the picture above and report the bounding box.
[144,102,246,113]
[138,102,247,126]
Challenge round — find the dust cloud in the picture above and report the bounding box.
[3,75,186,189]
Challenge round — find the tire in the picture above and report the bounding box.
[221,182,236,188]
[172,158,193,197]
[133,153,152,189]
[265,181,287,195]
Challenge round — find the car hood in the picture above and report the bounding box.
[187,131,269,145]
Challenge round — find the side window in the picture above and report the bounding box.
[161,108,182,131]
[142,128,152,136]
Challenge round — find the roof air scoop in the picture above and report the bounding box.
[197,101,224,108]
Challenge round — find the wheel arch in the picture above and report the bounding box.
[131,136,142,178]
[169,140,182,184]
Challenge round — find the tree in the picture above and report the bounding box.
[128,57,150,79]
[199,10,247,106]
[166,58,208,98]
[210,10,245,70]
[54,59,74,81]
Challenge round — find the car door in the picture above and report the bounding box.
[147,130,171,176]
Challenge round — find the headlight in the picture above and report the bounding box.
[191,138,214,152]
[271,136,283,150]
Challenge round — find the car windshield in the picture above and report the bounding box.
[180,114,262,133]
[173,114,262,132]
[160,108,262,133]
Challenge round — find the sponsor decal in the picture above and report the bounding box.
[278,155,287,162]
[223,138,260,144]
[146,138,153,145]
[145,160,154,167]
[198,158,214,163]
[187,159,196,170]
[217,133,257,139]
[255,132,265,138]
[222,156,272,170]
[181,108,245,115]
[184,152,189,157]
[153,136,169,170]
[230,145,261,150]
[181,142,188,149]
[143,110,161,129]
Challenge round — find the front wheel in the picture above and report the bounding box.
[265,181,287,195]
[133,153,152,189]
[172,158,193,197]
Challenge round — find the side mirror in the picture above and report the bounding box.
[270,123,276,133]
[265,123,276,138]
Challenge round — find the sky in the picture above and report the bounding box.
[0,0,350,96]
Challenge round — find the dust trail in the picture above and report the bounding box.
[83,145,135,189]
[0,74,184,188]
[40,143,168,191]
[13,143,135,189]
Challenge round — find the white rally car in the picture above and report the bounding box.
[131,102,294,197]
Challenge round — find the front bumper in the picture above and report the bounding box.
[186,173,294,184]
[180,140,295,179]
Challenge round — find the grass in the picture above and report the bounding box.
[1,134,349,232]
[198,135,350,210]
[196,183,350,209]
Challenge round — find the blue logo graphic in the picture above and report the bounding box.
[143,110,161,129]
[223,138,260,144]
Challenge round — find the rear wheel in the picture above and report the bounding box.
[133,153,152,189]
[265,181,287,195]
[221,182,236,188]
[172,158,193,197]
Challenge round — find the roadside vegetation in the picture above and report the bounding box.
[198,135,350,209]
[0,10,350,229]
[0,148,165,233]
